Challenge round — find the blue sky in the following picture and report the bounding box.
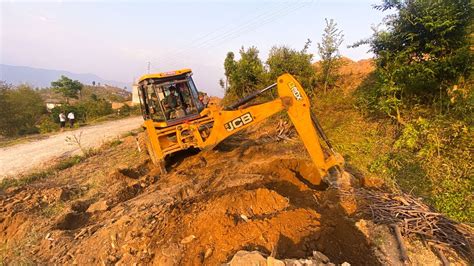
[1,0,387,96]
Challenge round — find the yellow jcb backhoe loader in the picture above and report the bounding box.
[137,69,344,185]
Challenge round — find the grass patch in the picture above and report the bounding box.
[0,155,86,191]
[313,88,396,184]
[107,139,123,148]
[40,202,65,218]
[0,170,53,191]
[55,155,85,171]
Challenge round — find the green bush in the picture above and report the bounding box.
[56,155,84,170]
[78,99,113,120]
[355,0,472,120]
[351,0,473,223]
[267,44,317,97]
[0,83,46,137]
[37,116,59,134]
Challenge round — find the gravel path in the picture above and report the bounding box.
[0,116,143,179]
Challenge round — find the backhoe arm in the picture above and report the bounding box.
[202,73,344,184]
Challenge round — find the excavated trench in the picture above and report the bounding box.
[0,134,383,265]
[118,136,383,265]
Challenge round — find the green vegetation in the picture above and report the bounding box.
[0,83,46,136]
[350,0,473,222]
[223,47,266,99]
[0,170,53,191]
[266,42,317,97]
[50,75,83,103]
[353,0,472,123]
[222,42,318,102]
[56,155,85,170]
[0,76,135,140]
[48,96,114,125]
[317,18,344,93]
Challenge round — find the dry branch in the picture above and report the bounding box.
[347,188,473,260]
[258,120,296,143]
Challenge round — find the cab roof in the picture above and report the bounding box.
[138,69,192,83]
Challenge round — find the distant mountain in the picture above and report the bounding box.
[0,64,130,90]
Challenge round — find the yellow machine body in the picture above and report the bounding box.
[138,70,344,184]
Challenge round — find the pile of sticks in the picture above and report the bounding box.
[353,188,473,260]
[258,120,296,143]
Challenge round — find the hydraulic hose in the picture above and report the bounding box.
[224,83,277,111]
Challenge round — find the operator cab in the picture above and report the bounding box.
[137,69,204,127]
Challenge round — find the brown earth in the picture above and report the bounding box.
[313,57,375,93]
[0,120,461,265]
[0,59,467,265]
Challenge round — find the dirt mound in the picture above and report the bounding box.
[313,57,375,92]
[0,127,455,265]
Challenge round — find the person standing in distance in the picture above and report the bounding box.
[67,111,75,128]
[59,112,67,132]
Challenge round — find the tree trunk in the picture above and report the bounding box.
[323,59,332,94]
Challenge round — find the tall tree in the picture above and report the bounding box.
[317,18,344,93]
[223,52,237,93]
[266,42,317,97]
[224,47,266,98]
[51,75,83,103]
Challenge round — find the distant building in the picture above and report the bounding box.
[132,83,140,105]
[45,99,62,111]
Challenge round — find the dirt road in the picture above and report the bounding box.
[0,116,143,179]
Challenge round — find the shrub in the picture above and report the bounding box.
[37,116,59,134]
[0,83,46,137]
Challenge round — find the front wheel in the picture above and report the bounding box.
[145,136,167,174]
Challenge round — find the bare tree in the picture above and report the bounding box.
[317,18,344,93]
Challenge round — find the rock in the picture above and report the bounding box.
[312,251,329,263]
[71,200,91,213]
[107,255,118,263]
[204,248,213,259]
[267,256,285,266]
[180,234,196,244]
[240,214,249,222]
[341,262,351,266]
[45,232,54,241]
[87,200,109,212]
[229,250,266,266]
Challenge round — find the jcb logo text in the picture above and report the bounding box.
[288,82,303,101]
[224,113,253,131]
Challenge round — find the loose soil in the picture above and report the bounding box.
[0,121,465,265]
